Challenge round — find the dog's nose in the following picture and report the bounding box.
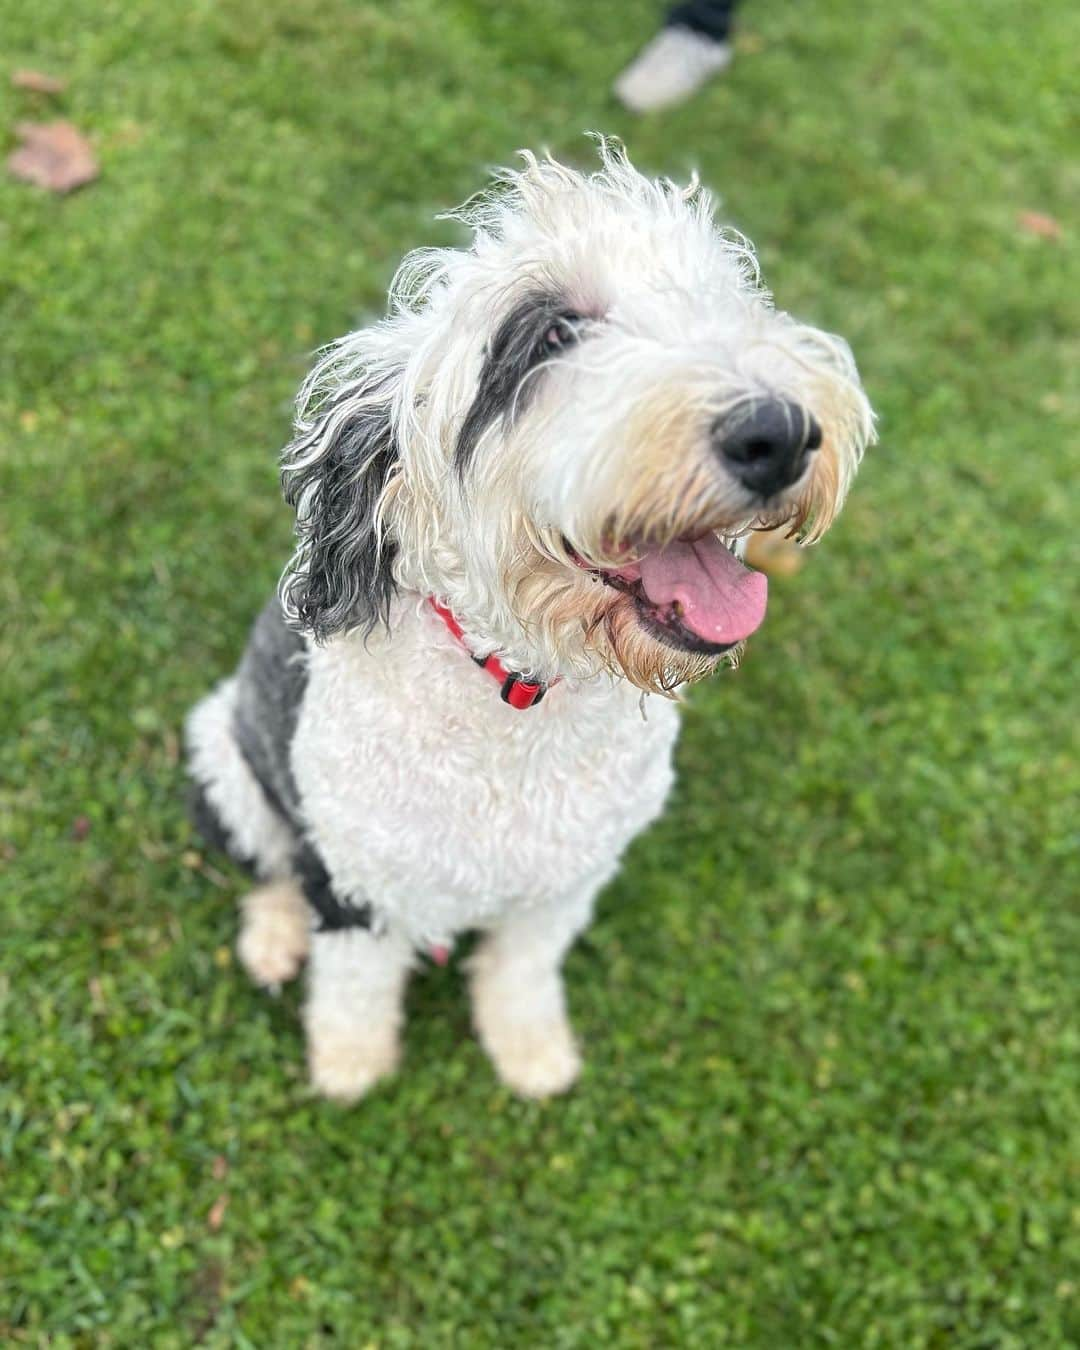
[713,399,822,498]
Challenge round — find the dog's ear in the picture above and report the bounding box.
[279,373,400,643]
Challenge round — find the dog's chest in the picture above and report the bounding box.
[291,625,679,936]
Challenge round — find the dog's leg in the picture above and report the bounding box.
[469,889,595,1099]
[237,879,311,989]
[304,926,413,1104]
[186,678,297,879]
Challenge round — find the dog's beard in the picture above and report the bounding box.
[600,594,730,694]
[506,547,740,696]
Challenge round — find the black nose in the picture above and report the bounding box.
[713,399,822,498]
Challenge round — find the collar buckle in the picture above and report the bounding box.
[428,598,553,711]
[501,672,547,709]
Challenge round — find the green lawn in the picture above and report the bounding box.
[2,0,1078,1344]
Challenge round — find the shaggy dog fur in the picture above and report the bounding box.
[186,141,874,1102]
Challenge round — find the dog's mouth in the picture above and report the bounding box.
[577,533,768,654]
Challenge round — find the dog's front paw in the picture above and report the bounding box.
[477,1012,582,1099]
[306,1019,400,1104]
[237,881,311,988]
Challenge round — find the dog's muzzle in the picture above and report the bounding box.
[712,398,822,499]
[582,532,768,652]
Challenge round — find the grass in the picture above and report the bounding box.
[1,0,1078,1344]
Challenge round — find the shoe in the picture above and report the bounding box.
[614,26,733,113]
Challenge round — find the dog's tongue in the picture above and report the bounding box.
[637,534,768,645]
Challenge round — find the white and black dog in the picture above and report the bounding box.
[186,141,873,1102]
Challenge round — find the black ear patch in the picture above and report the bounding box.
[280,389,400,643]
[455,292,583,474]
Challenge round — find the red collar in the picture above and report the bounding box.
[428,598,552,710]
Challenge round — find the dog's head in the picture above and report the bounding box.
[280,140,874,694]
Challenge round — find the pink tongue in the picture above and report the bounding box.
[637,535,768,645]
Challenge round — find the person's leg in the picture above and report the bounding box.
[666,1,737,43]
[614,2,737,113]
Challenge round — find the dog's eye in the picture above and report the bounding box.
[539,313,582,355]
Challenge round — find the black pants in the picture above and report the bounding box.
[666,0,736,42]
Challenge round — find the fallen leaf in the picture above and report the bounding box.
[745,529,805,578]
[207,1194,228,1231]
[12,69,68,94]
[211,1155,228,1181]
[1018,210,1062,240]
[8,120,98,194]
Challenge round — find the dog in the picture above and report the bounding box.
[186,140,874,1102]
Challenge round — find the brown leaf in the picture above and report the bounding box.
[207,1194,228,1231]
[211,1155,228,1181]
[1017,210,1062,241]
[8,120,98,194]
[12,69,68,94]
[745,528,805,577]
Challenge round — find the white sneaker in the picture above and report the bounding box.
[614,26,732,112]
